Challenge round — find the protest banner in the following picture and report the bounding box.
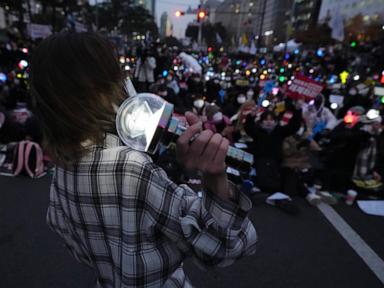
[286,74,325,101]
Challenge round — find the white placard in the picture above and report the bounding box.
[27,23,52,40]
[330,94,344,105]
[374,87,384,96]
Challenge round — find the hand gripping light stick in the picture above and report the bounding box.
[116,93,254,172]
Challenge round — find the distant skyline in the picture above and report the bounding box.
[89,0,201,38]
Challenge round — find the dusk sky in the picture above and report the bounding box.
[89,0,202,38]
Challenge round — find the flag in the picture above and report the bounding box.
[216,33,222,44]
[249,40,257,55]
[329,7,344,42]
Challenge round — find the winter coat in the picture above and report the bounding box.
[134,57,156,83]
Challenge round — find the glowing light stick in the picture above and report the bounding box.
[116,94,254,172]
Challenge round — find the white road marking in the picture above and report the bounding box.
[317,203,384,284]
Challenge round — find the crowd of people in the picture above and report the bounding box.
[1,32,384,208]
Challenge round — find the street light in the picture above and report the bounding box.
[198,10,207,21]
[175,11,185,17]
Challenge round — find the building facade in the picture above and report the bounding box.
[293,0,322,32]
[318,0,384,24]
[214,0,259,46]
[134,0,156,15]
[159,12,173,38]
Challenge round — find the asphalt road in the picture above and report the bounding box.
[1,175,384,288]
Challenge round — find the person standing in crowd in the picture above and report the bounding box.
[134,48,157,92]
[30,32,256,288]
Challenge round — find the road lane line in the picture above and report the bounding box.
[317,203,384,284]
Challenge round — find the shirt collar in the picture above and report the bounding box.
[102,133,124,149]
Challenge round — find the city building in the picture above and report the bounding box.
[252,0,294,47]
[159,12,173,38]
[204,0,222,23]
[318,0,384,24]
[214,0,258,46]
[293,0,322,32]
[134,0,156,15]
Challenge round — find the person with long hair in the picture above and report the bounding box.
[30,32,256,288]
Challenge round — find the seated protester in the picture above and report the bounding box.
[352,112,383,190]
[222,92,246,119]
[191,94,208,121]
[303,93,337,139]
[321,107,370,192]
[204,104,233,142]
[186,73,204,95]
[281,126,336,205]
[156,84,176,106]
[166,71,180,95]
[231,100,256,144]
[205,77,221,103]
[0,105,42,144]
[244,106,302,193]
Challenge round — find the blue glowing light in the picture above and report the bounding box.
[0,73,7,82]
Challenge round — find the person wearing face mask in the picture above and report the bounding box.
[204,104,233,142]
[134,48,157,93]
[246,88,255,101]
[223,92,246,118]
[166,71,180,95]
[191,95,207,121]
[244,107,302,193]
[231,100,256,144]
[302,94,337,139]
[206,77,221,103]
[351,114,383,190]
[187,73,204,95]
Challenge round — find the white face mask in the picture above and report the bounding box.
[296,126,305,136]
[213,112,223,123]
[237,96,246,104]
[194,99,204,109]
[246,90,254,99]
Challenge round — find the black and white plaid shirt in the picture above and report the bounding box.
[47,133,257,287]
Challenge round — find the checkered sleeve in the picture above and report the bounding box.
[139,156,257,268]
[46,180,92,267]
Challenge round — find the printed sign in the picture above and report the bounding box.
[286,74,325,101]
[27,23,52,40]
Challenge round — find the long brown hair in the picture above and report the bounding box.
[30,32,127,167]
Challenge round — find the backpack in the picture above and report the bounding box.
[0,140,46,178]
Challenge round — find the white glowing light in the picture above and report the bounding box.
[330,103,338,110]
[18,60,28,69]
[309,69,314,74]
[288,64,292,69]
[235,69,240,74]
[262,100,270,108]
[205,75,210,81]
[124,65,130,71]
[221,72,226,77]
[272,87,279,95]
[252,68,257,73]
[366,109,380,120]
[119,56,125,64]
[353,75,360,81]
[287,80,292,85]
[125,101,152,139]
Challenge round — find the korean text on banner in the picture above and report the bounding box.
[286,74,325,101]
